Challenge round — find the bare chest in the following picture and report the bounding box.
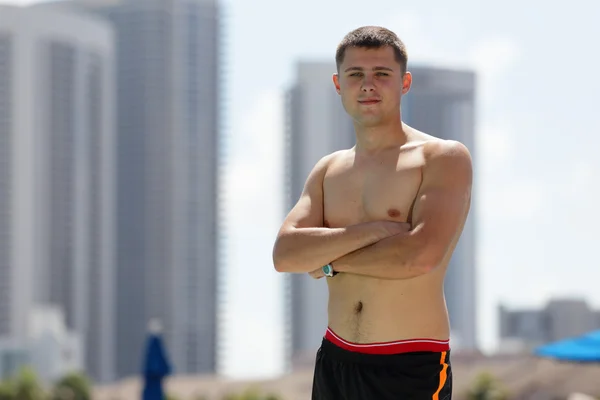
[323,151,424,226]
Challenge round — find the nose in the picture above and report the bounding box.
[361,76,375,92]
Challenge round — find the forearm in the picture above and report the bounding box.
[332,232,431,279]
[273,222,389,273]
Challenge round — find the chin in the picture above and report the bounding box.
[355,117,383,128]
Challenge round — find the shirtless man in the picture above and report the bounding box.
[272,26,472,399]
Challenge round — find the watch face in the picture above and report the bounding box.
[323,265,332,275]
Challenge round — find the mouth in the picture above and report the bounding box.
[358,99,381,105]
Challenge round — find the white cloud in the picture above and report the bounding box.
[379,11,468,69]
[561,159,600,238]
[223,89,285,238]
[468,37,520,80]
[380,12,522,77]
[480,181,546,222]
[568,160,596,199]
[467,36,520,106]
[221,90,286,379]
[477,124,515,169]
[379,10,422,39]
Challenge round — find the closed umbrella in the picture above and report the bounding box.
[142,319,172,400]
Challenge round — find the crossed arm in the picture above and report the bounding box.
[272,141,473,280]
[331,141,472,279]
[272,152,404,274]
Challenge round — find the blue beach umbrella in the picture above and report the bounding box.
[534,330,600,362]
[142,319,172,400]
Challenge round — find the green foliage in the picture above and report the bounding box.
[12,367,44,400]
[221,387,283,400]
[0,367,96,400]
[0,380,15,400]
[50,372,92,400]
[466,371,509,400]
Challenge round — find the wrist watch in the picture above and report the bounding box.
[322,264,338,277]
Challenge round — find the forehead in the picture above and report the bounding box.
[341,46,398,69]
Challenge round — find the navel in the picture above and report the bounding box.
[387,208,401,218]
[354,301,363,314]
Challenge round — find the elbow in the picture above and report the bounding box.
[414,248,444,275]
[402,261,435,279]
[272,252,289,273]
[419,261,438,275]
[272,246,286,273]
[272,236,293,273]
[394,237,442,278]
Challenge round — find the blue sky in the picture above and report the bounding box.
[5,0,600,380]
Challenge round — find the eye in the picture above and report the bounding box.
[376,72,389,76]
[349,72,363,77]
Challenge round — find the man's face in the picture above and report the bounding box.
[333,46,411,127]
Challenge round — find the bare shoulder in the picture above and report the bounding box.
[424,139,471,162]
[311,149,348,173]
[422,139,472,186]
[403,124,472,171]
[320,148,355,171]
[327,148,353,162]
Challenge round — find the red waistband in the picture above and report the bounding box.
[324,327,450,355]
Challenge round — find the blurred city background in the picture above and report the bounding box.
[0,0,599,399]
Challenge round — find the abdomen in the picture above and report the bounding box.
[326,271,450,343]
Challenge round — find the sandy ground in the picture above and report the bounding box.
[94,354,600,400]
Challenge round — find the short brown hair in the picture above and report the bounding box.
[335,26,408,73]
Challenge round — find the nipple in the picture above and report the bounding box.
[387,208,401,218]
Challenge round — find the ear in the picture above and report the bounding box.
[332,73,341,94]
[402,71,412,95]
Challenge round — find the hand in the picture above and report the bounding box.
[309,267,326,279]
[377,220,411,236]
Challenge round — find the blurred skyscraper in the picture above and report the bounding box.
[283,62,477,368]
[499,298,600,352]
[0,5,116,383]
[402,65,477,352]
[36,0,224,379]
[35,0,224,379]
[283,61,355,369]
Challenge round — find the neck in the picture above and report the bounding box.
[354,115,407,154]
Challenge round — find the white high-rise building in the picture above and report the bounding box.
[0,5,116,382]
[283,61,355,369]
[37,0,224,379]
[283,62,478,368]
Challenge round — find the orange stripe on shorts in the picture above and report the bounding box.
[432,351,448,400]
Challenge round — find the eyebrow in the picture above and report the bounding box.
[344,66,394,73]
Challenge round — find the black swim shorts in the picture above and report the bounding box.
[312,328,452,400]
